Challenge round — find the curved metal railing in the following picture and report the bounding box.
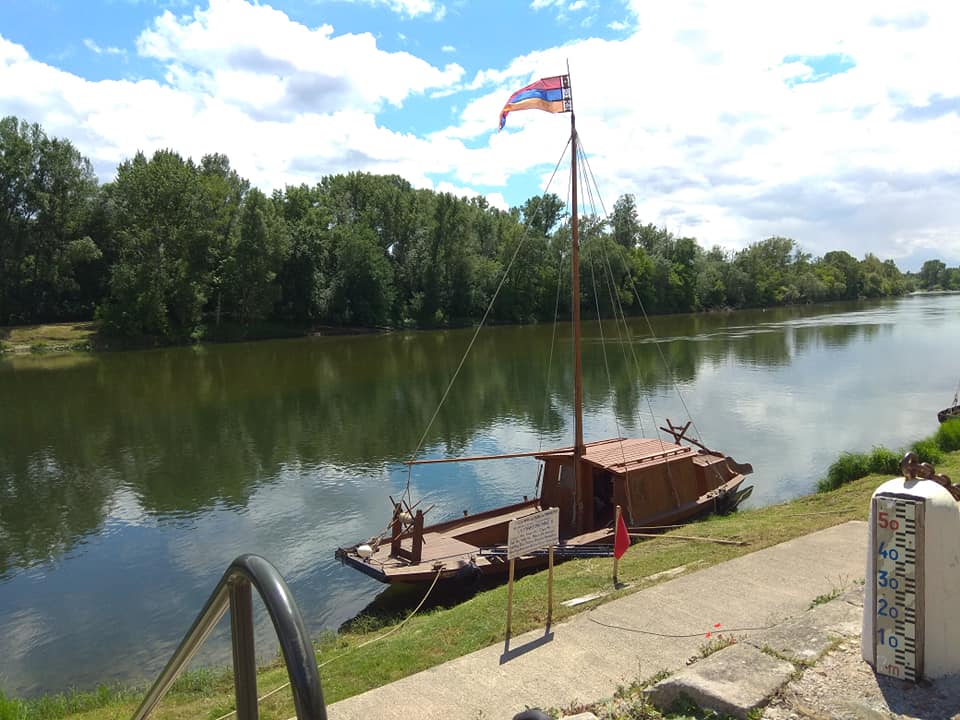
[131,554,327,720]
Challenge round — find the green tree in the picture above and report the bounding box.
[99,150,211,340]
[198,153,248,326]
[0,116,99,323]
[319,224,395,326]
[610,194,639,249]
[821,250,861,299]
[224,188,287,324]
[919,259,947,289]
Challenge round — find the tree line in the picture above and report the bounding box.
[0,115,929,342]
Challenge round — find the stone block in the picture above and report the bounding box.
[646,643,794,719]
[749,596,862,664]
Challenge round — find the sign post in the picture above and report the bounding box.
[505,507,560,637]
[613,504,622,584]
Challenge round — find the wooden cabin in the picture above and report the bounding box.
[537,437,740,537]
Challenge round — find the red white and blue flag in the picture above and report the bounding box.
[499,74,572,130]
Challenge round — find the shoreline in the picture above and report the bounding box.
[0,295,924,357]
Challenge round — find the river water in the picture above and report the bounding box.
[2,293,959,696]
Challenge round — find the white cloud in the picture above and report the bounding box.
[339,0,445,19]
[441,44,456,53]
[608,19,629,31]
[0,0,465,194]
[83,39,126,56]
[3,0,960,267]
[436,0,960,266]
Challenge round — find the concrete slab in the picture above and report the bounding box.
[646,644,795,719]
[747,593,863,664]
[327,521,868,720]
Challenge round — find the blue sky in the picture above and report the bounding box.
[2,0,960,268]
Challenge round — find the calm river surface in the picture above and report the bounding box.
[2,293,959,695]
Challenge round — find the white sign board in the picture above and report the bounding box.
[507,508,559,560]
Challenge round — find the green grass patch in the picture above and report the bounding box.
[910,437,943,464]
[935,419,960,453]
[818,451,871,492]
[866,446,901,476]
[818,425,960,493]
[0,322,100,355]
[808,587,843,609]
[0,685,139,720]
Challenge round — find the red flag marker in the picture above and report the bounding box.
[614,510,630,560]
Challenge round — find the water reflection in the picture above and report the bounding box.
[1,294,959,695]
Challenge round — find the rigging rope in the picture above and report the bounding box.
[576,143,630,480]
[576,137,728,486]
[403,137,573,504]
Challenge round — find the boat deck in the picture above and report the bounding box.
[354,503,541,582]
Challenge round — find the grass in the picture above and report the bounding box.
[0,319,374,358]
[817,419,960,492]
[807,587,843,609]
[0,322,99,354]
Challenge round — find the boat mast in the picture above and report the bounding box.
[569,75,585,476]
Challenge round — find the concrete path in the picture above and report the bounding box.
[328,521,868,720]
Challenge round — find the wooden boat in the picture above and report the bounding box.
[938,384,960,423]
[335,73,753,585]
[938,403,960,424]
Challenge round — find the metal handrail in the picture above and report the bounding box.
[131,554,327,720]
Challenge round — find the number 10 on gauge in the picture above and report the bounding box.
[873,494,924,681]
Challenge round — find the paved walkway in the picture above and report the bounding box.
[328,521,869,720]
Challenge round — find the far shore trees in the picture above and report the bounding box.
[0,115,932,342]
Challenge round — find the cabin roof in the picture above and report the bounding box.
[537,437,694,476]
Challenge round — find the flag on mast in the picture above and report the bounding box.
[499,74,572,130]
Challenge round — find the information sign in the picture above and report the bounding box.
[507,508,559,560]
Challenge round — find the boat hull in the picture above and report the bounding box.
[336,470,751,585]
[938,405,960,423]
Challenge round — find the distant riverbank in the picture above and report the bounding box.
[0,294,916,357]
[0,320,392,356]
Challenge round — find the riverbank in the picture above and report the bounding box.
[0,294,921,356]
[7,448,958,720]
[0,320,393,355]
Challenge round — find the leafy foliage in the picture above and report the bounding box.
[911,438,944,465]
[818,451,873,492]
[0,115,923,342]
[935,419,960,453]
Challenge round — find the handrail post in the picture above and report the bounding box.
[229,577,259,720]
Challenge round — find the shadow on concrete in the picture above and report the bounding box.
[500,626,554,665]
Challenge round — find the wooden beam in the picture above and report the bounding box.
[628,532,746,546]
[404,448,573,465]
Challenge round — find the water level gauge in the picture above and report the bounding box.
[872,493,924,681]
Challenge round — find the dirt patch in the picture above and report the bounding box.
[762,638,960,720]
